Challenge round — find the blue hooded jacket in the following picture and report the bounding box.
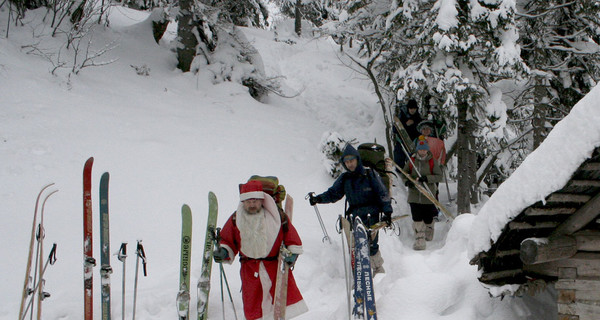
[317,144,393,224]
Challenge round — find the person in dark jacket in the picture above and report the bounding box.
[309,144,393,274]
[393,99,423,168]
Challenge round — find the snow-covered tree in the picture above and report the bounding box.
[381,0,528,213]
[514,0,600,149]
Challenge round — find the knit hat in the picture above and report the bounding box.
[416,135,430,151]
[417,120,434,132]
[407,99,418,110]
[239,180,264,201]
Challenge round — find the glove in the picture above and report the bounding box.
[417,176,428,183]
[405,180,414,188]
[309,193,321,206]
[284,253,298,267]
[213,247,229,263]
[382,213,392,226]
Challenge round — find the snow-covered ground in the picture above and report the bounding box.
[1,7,555,320]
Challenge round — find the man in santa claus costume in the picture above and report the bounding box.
[213,180,308,320]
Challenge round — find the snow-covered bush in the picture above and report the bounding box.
[319,131,354,178]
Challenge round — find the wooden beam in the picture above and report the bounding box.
[524,207,576,216]
[479,269,523,282]
[509,221,559,230]
[520,231,600,264]
[553,193,600,236]
[547,193,592,203]
[582,162,600,171]
[570,180,600,188]
[520,236,577,265]
[558,301,600,320]
[556,277,600,301]
[523,253,600,278]
[573,230,600,252]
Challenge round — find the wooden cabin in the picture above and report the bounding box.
[470,147,600,320]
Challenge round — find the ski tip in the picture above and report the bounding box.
[208,191,216,199]
[182,204,191,211]
[85,157,94,164]
[101,172,110,181]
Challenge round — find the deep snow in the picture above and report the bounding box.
[1,6,557,320]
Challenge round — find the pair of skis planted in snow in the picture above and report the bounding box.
[177,192,219,320]
[18,183,58,320]
[83,157,145,320]
[83,157,114,320]
[339,216,378,320]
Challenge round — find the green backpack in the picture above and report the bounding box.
[357,143,391,190]
[246,175,287,210]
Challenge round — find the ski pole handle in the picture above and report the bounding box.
[117,243,127,262]
[136,241,147,277]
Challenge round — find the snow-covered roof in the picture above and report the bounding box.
[468,84,600,258]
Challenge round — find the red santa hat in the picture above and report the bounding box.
[239,180,265,201]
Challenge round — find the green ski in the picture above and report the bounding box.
[177,204,193,319]
[100,172,112,320]
[197,191,218,320]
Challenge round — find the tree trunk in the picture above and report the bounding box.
[532,80,547,150]
[468,125,479,204]
[294,0,302,36]
[176,0,197,72]
[456,101,471,213]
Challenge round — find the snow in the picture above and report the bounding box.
[1,6,556,320]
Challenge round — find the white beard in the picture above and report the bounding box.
[237,207,270,259]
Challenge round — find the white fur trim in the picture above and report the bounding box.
[259,262,273,318]
[286,245,303,255]
[236,194,281,259]
[240,191,264,201]
[219,244,235,265]
[285,299,308,319]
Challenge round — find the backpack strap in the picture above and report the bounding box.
[409,157,434,175]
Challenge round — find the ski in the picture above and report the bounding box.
[392,161,453,220]
[177,204,193,320]
[35,188,58,320]
[197,192,218,320]
[353,217,377,320]
[393,116,416,155]
[19,183,54,320]
[83,157,95,320]
[273,195,294,320]
[21,243,58,320]
[100,172,112,320]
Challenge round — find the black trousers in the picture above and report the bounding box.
[409,203,438,224]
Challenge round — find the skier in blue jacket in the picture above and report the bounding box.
[309,144,393,274]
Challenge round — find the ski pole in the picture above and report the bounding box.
[132,241,147,320]
[19,183,54,320]
[213,228,239,320]
[21,244,57,320]
[117,243,127,320]
[306,193,331,244]
[338,216,352,320]
[441,166,454,202]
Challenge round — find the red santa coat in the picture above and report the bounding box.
[219,193,307,320]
